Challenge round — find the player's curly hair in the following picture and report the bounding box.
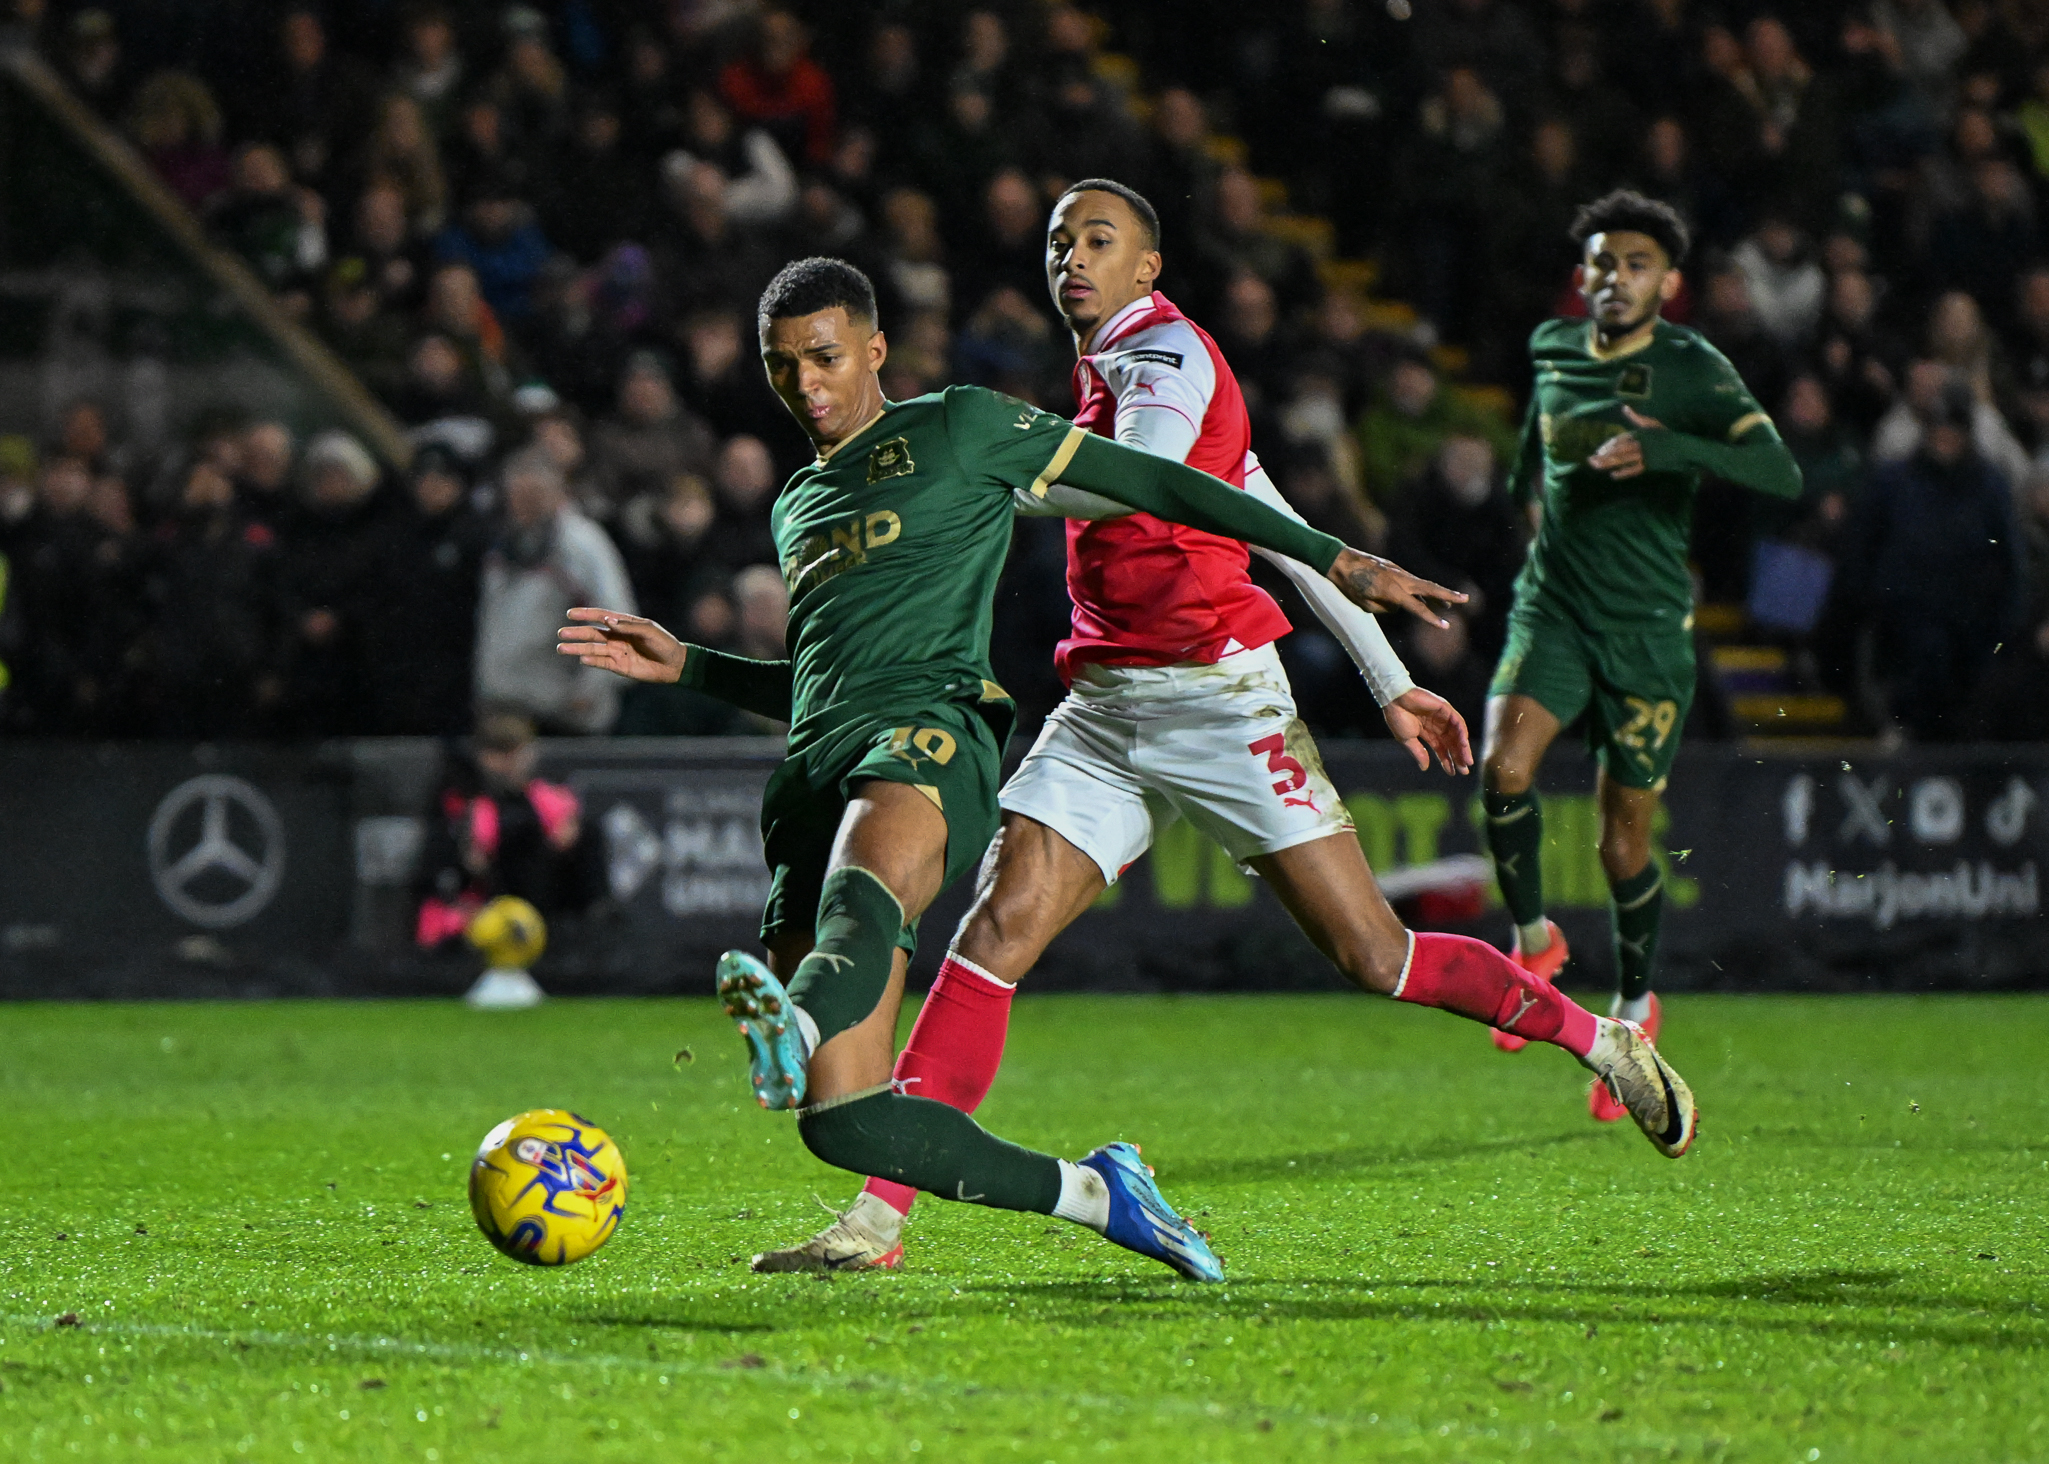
[1061,177,1162,251]
[1569,189,1691,267]
[757,257,879,332]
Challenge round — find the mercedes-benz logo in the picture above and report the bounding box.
[147,775,286,929]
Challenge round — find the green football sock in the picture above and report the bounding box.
[1484,789,1546,929]
[797,1088,1063,1213]
[1609,861,1664,1002]
[786,865,902,1044]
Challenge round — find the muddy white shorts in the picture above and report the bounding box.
[998,643,1355,883]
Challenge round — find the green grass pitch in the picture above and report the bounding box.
[1,993,2043,1462]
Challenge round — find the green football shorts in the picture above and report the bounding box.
[758,700,1005,956]
[1488,593,1695,792]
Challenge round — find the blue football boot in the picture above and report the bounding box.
[715,950,808,1110]
[1079,1142,1224,1282]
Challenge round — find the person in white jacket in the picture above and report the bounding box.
[475,449,636,733]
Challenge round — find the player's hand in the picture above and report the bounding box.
[1383,687,1473,776]
[556,608,687,683]
[1327,548,1467,628]
[1587,407,1666,479]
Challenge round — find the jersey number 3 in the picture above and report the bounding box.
[1248,733,1307,796]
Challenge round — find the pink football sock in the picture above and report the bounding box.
[860,952,1018,1216]
[1393,931,1598,1058]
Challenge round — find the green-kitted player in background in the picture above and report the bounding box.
[1481,191,1801,1118]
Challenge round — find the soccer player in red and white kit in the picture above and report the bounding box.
[752,180,1698,1273]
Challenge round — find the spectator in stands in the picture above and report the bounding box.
[491,8,569,150]
[1393,68,1507,345]
[1395,613,1494,740]
[910,84,1024,231]
[842,21,931,141]
[667,90,798,230]
[279,431,388,736]
[1758,374,1863,570]
[616,470,717,626]
[434,176,551,327]
[1815,268,1908,439]
[704,435,781,573]
[421,262,517,414]
[1845,380,2024,740]
[445,92,538,205]
[59,8,127,120]
[1875,358,2032,492]
[413,710,607,954]
[1967,462,2049,737]
[731,562,790,666]
[1145,88,1220,259]
[138,455,281,738]
[320,257,413,404]
[1491,117,1591,341]
[1732,214,1826,349]
[1034,6,1145,188]
[1926,289,2015,411]
[655,161,782,318]
[245,6,373,194]
[873,188,951,321]
[617,26,686,170]
[128,70,230,210]
[720,10,836,169]
[474,448,634,735]
[233,420,295,534]
[391,3,465,142]
[1929,153,2039,312]
[541,91,651,265]
[1693,261,1788,419]
[1412,0,1542,106]
[1385,434,1525,661]
[678,309,789,448]
[361,445,485,736]
[1199,166,1323,322]
[1354,348,1517,507]
[359,95,448,238]
[955,286,1063,403]
[5,455,121,733]
[955,169,1055,326]
[525,409,599,520]
[208,143,327,310]
[586,353,717,517]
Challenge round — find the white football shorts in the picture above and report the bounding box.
[998,643,1355,883]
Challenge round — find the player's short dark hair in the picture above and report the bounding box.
[757,257,878,334]
[1569,189,1691,267]
[1060,177,1162,251]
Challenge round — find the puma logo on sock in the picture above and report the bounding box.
[1501,991,1539,1032]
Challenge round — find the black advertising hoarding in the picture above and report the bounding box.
[0,739,2043,995]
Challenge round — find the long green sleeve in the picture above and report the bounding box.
[1055,431,1347,571]
[1639,427,1804,501]
[678,645,793,721]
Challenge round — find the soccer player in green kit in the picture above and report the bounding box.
[1482,191,1801,1121]
[559,257,1589,1281]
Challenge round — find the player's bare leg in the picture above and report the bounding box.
[1480,694,1571,1048]
[1589,766,1668,1121]
[1252,828,1693,1155]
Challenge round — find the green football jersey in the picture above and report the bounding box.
[766,385,1086,750]
[1510,317,1801,630]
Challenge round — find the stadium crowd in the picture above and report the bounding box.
[3,0,2049,743]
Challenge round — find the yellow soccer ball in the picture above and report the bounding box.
[466,895,547,970]
[468,1109,627,1265]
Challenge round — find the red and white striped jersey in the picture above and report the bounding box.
[1056,290,1292,682]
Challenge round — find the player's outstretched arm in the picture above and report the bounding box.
[1382,687,1474,776]
[1052,432,1468,627]
[556,608,793,721]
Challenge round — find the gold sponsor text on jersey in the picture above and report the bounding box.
[781,510,904,595]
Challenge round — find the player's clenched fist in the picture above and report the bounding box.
[556,607,688,683]
[1325,548,1468,629]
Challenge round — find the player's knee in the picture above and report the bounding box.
[1481,749,1533,797]
[1598,825,1651,882]
[1335,924,1410,996]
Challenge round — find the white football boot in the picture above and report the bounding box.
[751,1194,905,1273]
[1583,1018,1697,1157]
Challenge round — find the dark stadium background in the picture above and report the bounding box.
[1,0,2046,992]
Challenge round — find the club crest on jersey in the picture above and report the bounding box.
[1616,363,1654,399]
[866,436,915,483]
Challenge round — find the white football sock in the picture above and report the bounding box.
[1515,919,1551,956]
[791,1006,820,1063]
[845,1191,904,1243]
[1614,993,1655,1026]
[1051,1160,1110,1232]
[1582,1016,1629,1072]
